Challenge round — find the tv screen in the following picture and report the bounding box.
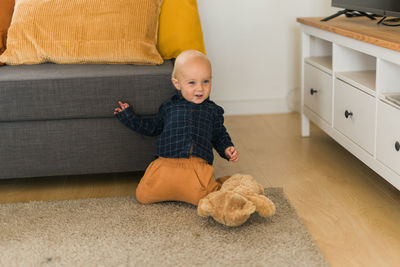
[332,0,400,17]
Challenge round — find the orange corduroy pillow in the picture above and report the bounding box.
[157,0,206,59]
[0,0,15,66]
[0,0,163,65]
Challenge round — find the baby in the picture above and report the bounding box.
[114,50,238,206]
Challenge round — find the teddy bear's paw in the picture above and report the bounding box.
[197,198,213,217]
[257,197,276,217]
[197,191,220,217]
[246,194,276,218]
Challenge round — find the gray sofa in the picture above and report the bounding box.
[0,61,176,179]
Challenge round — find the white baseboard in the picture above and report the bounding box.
[214,97,291,115]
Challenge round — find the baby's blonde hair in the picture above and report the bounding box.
[172,50,211,79]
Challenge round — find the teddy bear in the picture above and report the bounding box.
[197,173,276,227]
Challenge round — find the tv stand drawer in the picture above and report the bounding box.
[377,101,400,175]
[304,63,332,124]
[333,79,375,154]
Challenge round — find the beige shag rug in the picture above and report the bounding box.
[0,188,328,266]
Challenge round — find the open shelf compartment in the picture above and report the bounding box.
[304,35,332,74]
[336,70,376,96]
[377,59,400,94]
[333,44,376,96]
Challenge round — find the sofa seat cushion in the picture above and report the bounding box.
[0,60,175,122]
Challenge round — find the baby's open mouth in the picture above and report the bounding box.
[195,94,203,98]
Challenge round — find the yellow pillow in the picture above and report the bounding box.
[157,0,206,59]
[0,0,163,65]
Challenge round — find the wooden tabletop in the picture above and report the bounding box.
[297,17,400,52]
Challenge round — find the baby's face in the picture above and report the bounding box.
[172,58,211,104]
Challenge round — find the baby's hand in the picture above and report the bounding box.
[114,101,130,115]
[225,146,239,162]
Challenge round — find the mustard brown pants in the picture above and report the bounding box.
[136,156,226,206]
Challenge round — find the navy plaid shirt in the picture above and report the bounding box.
[115,94,234,165]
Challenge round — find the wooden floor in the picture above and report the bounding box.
[1,113,400,266]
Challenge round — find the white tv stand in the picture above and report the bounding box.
[297,17,400,190]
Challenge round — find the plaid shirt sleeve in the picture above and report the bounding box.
[115,105,164,136]
[211,105,234,160]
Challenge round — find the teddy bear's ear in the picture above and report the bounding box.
[224,201,256,227]
[220,192,256,227]
[246,195,276,218]
[197,197,214,217]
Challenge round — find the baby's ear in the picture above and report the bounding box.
[171,78,180,90]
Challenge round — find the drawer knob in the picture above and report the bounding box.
[310,88,318,95]
[344,110,353,118]
[395,141,400,152]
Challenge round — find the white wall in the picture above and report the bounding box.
[197,0,338,115]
